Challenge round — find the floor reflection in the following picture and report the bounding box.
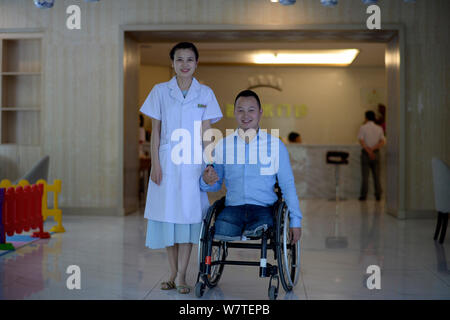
[325,200,348,249]
[434,241,450,275]
[1,200,449,300]
[359,201,383,269]
[0,235,62,299]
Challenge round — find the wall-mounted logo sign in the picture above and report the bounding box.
[248,74,283,92]
[360,88,385,110]
[224,103,308,119]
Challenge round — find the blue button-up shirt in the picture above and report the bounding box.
[200,129,302,228]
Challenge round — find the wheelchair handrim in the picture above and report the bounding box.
[283,208,301,287]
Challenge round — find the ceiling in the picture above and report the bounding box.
[128,29,392,68]
[128,29,396,43]
[139,41,386,67]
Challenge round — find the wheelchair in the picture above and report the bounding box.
[195,186,301,300]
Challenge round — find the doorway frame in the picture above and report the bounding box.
[118,23,405,218]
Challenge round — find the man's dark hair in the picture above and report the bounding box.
[234,89,261,109]
[365,110,376,121]
[288,132,300,142]
[169,42,199,61]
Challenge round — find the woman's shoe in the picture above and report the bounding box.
[161,280,176,290]
[176,285,191,294]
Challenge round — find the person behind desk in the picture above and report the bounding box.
[288,131,302,144]
[358,110,386,201]
[200,90,302,244]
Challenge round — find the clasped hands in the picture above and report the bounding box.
[203,165,219,185]
[366,147,376,160]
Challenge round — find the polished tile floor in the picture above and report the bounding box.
[1,199,449,300]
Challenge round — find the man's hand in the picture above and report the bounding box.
[203,166,219,185]
[289,227,302,244]
[364,145,376,160]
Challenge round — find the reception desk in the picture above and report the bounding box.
[286,144,386,200]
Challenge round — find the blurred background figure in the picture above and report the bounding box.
[139,114,147,157]
[358,111,385,201]
[288,131,302,144]
[376,103,386,134]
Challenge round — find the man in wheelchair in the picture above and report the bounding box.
[196,90,303,299]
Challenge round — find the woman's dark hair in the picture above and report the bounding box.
[234,89,261,109]
[288,132,300,142]
[365,110,376,121]
[169,42,199,61]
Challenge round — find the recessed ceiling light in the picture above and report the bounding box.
[253,49,359,66]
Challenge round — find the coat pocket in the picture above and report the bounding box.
[158,144,175,176]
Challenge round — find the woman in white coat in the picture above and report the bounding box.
[140,42,222,294]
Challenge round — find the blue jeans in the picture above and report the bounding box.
[214,204,274,238]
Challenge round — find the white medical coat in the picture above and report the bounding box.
[140,77,223,224]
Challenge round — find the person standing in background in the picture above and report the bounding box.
[358,111,385,201]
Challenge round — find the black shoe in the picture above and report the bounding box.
[376,195,381,201]
[359,196,366,201]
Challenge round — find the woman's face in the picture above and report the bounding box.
[172,48,198,79]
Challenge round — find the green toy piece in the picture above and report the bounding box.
[0,243,15,251]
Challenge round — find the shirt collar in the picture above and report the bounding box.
[168,76,200,102]
[233,127,266,144]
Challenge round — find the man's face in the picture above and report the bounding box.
[234,96,263,131]
[172,49,198,79]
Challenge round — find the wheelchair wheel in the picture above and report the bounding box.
[195,282,206,298]
[275,201,301,292]
[268,285,278,300]
[197,197,226,288]
[200,240,226,288]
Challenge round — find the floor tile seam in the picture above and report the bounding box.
[142,272,167,300]
[300,269,309,300]
[423,265,450,288]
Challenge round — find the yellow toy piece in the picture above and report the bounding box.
[37,179,65,233]
[0,179,13,189]
[17,180,30,187]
